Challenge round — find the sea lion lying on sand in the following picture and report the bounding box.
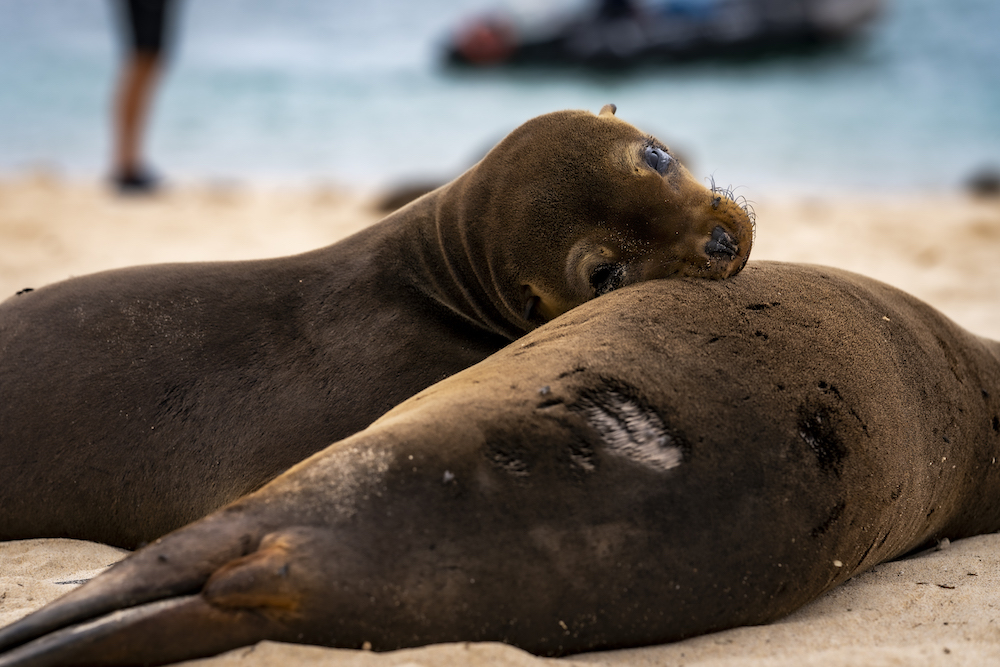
[0,262,997,666]
[0,105,753,548]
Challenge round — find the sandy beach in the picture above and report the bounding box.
[2,174,999,340]
[1,174,999,666]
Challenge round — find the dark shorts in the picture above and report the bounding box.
[117,0,175,54]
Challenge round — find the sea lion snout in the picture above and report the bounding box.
[561,211,750,306]
[706,225,739,260]
[702,183,755,272]
[648,180,754,281]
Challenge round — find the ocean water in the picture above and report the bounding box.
[0,0,997,194]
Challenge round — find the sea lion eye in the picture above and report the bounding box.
[590,263,626,296]
[643,145,672,175]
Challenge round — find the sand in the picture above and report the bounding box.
[1,173,999,666]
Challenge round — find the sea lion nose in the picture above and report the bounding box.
[705,226,738,259]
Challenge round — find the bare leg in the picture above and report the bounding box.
[112,51,162,191]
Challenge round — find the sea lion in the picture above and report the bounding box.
[0,105,754,549]
[1,262,997,666]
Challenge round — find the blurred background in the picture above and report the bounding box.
[0,0,997,195]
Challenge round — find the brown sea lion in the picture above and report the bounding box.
[0,262,997,666]
[0,105,753,549]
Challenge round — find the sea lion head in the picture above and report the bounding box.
[442,104,756,330]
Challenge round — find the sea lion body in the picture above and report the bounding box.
[0,106,753,548]
[1,262,997,666]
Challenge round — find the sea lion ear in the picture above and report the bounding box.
[599,103,617,117]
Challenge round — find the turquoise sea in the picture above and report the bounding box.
[0,0,998,193]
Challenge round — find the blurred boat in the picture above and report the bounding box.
[445,0,885,67]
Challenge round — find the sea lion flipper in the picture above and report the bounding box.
[0,563,185,658]
[0,529,325,666]
[0,528,291,667]
[0,596,274,667]
[0,519,263,657]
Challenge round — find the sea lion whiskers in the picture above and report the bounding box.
[708,175,757,232]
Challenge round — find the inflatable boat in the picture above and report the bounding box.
[445,0,885,67]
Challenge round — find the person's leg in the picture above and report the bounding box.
[112,51,162,190]
[111,0,172,192]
